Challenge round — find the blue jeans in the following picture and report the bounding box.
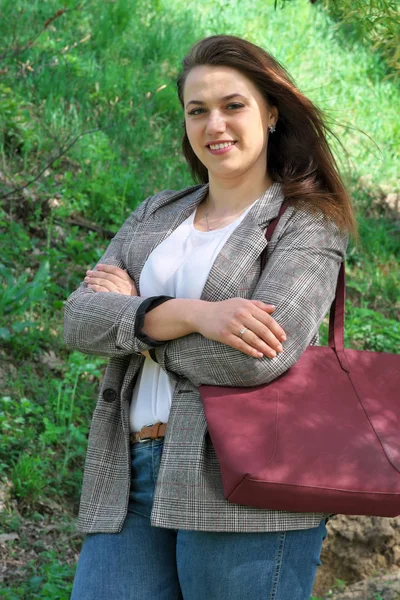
[71,439,327,600]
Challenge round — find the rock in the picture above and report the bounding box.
[355,175,400,219]
[313,515,400,596]
[0,480,14,513]
[322,572,400,600]
[0,362,17,388]
[39,350,64,371]
[0,533,19,543]
[385,193,400,213]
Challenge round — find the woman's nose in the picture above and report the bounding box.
[205,111,226,135]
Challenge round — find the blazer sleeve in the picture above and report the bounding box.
[152,209,348,386]
[63,197,168,357]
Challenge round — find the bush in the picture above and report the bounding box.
[322,0,400,81]
[0,261,49,347]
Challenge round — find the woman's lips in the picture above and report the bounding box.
[206,141,236,155]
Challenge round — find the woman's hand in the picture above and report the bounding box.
[84,265,152,358]
[84,264,138,296]
[192,298,286,359]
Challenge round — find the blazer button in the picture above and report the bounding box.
[102,388,117,403]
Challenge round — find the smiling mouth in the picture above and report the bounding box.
[207,141,236,150]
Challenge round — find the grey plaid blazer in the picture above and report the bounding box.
[64,182,348,534]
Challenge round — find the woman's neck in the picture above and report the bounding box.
[206,174,274,217]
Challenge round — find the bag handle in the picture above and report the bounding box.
[263,203,349,370]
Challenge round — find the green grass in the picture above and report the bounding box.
[0,0,399,596]
[0,351,104,505]
[1,0,399,228]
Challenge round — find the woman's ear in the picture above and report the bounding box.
[269,105,279,129]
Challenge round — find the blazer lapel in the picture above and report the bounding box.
[126,185,209,290]
[201,182,285,302]
[126,181,285,299]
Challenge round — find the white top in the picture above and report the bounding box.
[129,201,258,431]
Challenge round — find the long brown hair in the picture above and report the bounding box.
[177,35,356,236]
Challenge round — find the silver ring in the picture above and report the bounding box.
[239,327,248,339]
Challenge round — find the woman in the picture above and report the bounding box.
[65,35,355,600]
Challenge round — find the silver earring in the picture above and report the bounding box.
[269,123,276,133]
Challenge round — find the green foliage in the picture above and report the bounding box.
[0,0,194,227]
[0,84,39,158]
[0,352,104,509]
[319,301,400,355]
[10,454,48,507]
[345,305,400,353]
[0,549,74,599]
[335,578,348,589]
[322,0,400,81]
[346,215,399,321]
[0,261,49,344]
[279,0,400,81]
[1,0,399,222]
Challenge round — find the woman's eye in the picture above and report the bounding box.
[227,103,244,110]
[188,108,205,116]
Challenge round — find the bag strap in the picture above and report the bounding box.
[261,201,288,271]
[263,202,348,368]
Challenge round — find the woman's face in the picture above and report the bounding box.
[183,65,277,185]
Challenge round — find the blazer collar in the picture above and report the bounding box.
[146,181,285,228]
[198,183,286,302]
[129,182,286,301]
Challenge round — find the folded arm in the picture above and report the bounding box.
[152,210,348,387]
[63,199,168,357]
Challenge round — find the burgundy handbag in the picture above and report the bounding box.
[199,205,400,517]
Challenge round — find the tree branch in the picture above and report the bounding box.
[0,3,84,62]
[0,81,159,201]
[59,216,115,239]
[0,127,102,201]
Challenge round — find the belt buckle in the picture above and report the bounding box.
[137,423,156,443]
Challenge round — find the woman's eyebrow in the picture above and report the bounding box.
[185,93,248,109]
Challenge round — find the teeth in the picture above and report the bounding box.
[209,142,235,150]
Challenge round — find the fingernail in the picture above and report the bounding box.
[269,350,276,357]
[257,352,263,358]
[280,334,286,341]
[276,344,283,352]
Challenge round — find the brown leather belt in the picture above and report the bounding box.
[130,422,167,444]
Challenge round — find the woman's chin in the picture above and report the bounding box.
[207,163,246,181]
